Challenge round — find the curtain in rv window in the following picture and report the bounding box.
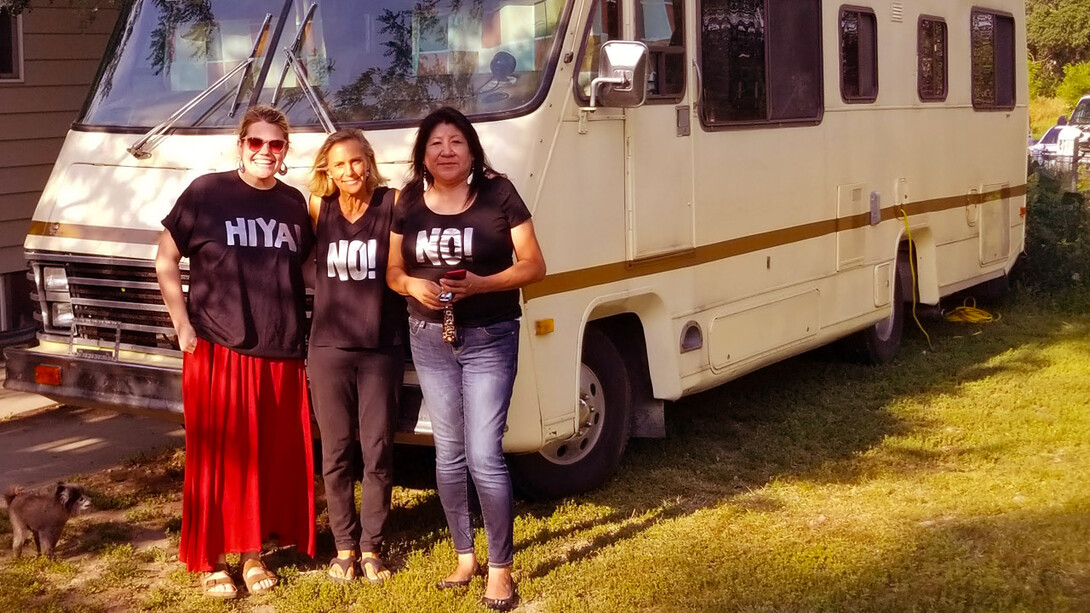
[970,9,1016,110]
[917,17,947,102]
[698,0,822,127]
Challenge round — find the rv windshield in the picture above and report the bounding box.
[80,0,568,130]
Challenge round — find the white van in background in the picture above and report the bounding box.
[1057,95,1090,164]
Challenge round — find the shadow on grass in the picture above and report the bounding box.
[506,291,1090,573]
[545,496,1090,613]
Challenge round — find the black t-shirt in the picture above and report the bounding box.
[392,176,532,326]
[162,170,315,359]
[310,187,406,348]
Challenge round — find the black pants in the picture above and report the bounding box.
[307,344,404,553]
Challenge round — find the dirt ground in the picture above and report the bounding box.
[0,405,185,501]
[0,428,441,612]
[1,446,191,612]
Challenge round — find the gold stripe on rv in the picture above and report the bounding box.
[27,184,1026,301]
[522,184,1027,301]
[27,221,163,246]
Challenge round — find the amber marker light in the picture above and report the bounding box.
[1020,206,1027,218]
[34,364,63,386]
[534,319,555,335]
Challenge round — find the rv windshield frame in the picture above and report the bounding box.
[76,0,573,134]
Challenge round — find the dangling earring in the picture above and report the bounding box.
[237,160,245,174]
[422,169,430,191]
[466,171,473,185]
[278,162,288,176]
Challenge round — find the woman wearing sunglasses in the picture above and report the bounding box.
[305,129,406,584]
[156,105,317,599]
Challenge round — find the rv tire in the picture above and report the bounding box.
[844,272,905,365]
[509,327,632,499]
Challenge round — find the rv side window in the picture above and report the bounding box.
[698,0,822,127]
[0,6,21,81]
[636,0,685,101]
[970,9,1016,110]
[839,7,877,103]
[917,16,947,102]
[576,0,621,102]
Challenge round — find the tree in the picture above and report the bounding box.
[1026,0,1090,96]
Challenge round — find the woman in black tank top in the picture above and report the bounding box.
[306,129,406,584]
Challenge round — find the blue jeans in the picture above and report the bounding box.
[408,316,520,568]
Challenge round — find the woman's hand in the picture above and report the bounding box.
[438,271,484,303]
[176,322,198,354]
[155,230,200,355]
[408,277,446,311]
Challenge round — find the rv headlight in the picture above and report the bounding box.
[51,302,74,328]
[42,266,69,292]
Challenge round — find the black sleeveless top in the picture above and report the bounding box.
[310,186,406,348]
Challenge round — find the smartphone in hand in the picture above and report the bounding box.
[439,269,465,303]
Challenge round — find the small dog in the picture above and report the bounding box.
[5,482,92,558]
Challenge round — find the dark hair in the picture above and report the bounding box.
[405,106,496,202]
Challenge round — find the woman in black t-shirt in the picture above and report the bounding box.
[306,129,406,584]
[156,105,316,600]
[388,107,546,612]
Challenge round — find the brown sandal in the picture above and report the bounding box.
[201,570,239,600]
[242,558,278,595]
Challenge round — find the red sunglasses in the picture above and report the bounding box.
[242,136,287,154]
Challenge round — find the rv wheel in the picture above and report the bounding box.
[843,273,905,365]
[509,327,632,499]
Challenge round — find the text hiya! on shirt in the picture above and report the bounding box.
[225,217,305,253]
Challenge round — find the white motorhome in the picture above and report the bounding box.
[4,0,1027,498]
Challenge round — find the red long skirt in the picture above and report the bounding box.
[179,338,316,572]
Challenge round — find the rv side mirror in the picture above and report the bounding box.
[590,40,649,109]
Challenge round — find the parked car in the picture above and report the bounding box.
[1030,125,1064,163]
[1057,95,1090,164]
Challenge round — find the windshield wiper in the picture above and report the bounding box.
[126,13,273,160]
[272,3,336,134]
[272,3,317,107]
[228,13,275,118]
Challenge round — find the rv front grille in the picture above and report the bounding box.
[32,255,186,355]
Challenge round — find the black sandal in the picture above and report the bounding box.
[436,562,485,589]
[360,556,391,585]
[482,587,519,612]
[327,556,357,584]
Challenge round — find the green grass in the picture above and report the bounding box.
[2,291,1090,611]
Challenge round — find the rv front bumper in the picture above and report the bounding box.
[3,342,183,421]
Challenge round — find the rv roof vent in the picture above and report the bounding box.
[890,2,904,22]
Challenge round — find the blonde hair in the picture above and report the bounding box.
[237,104,290,141]
[308,128,387,197]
